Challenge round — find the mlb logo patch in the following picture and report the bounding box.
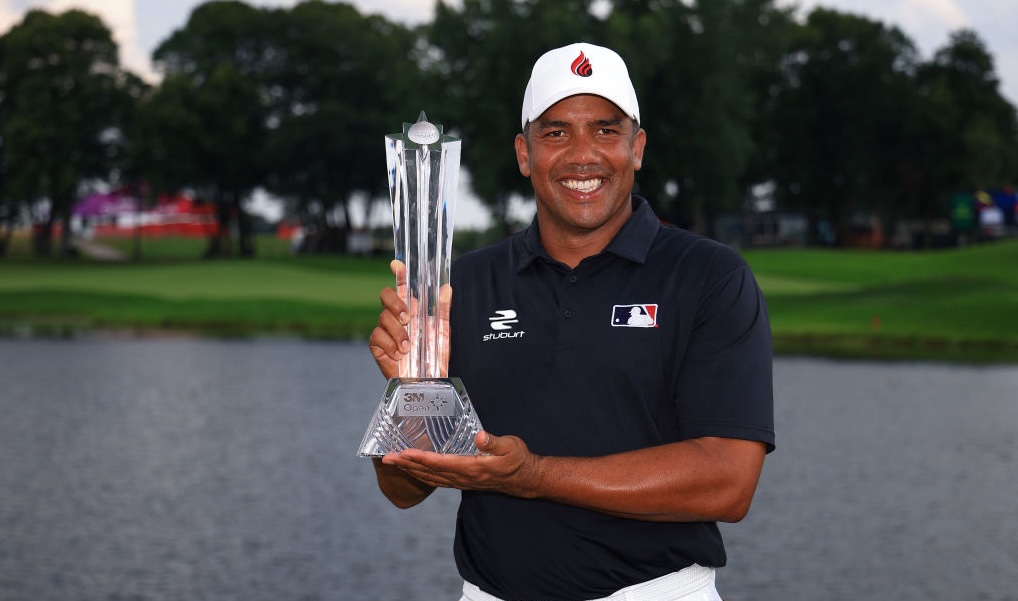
[611,304,658,328]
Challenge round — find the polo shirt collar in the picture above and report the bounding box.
[517,195,660,272]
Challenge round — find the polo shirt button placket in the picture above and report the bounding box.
[564,275,578,318]
[559,270,580,343]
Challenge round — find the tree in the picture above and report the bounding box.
[430,0,792,235]
[764,8,920,245]
[150,0,276,257]
[909,30,1018,244]
[429,0,604,234]
[259,1,422,252]
[610,0,795,234]
[0,9,139,256]
[151,1,420,255]
[136,65,266,257]
[0,113,13,256]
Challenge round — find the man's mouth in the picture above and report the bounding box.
[561,178,604,193]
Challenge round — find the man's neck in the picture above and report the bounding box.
[535,198,634,268]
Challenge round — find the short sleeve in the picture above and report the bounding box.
[674,259,775,452]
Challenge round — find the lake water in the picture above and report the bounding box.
[0,338,1016,600]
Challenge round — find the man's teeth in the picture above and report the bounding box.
[563,178,603,192]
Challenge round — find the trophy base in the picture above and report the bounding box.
[357,377,484,457]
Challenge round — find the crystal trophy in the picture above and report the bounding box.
[357,113,484,457]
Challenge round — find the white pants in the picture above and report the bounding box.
[459,564,722,601]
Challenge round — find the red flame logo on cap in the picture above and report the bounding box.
[571,52,593,77]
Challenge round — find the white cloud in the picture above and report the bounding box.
[358,0,435,23]
[779,0,1018,103]
[0,0,25,31]
[0,0,154,78]
[892,0,968,29]
[780,0,968,47]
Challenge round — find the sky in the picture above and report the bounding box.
[0,0,1015,104]
[1,0,1016,226]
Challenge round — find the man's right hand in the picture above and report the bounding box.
[369,259,454,380]
[370,260,409,380]
[369,260,410,380]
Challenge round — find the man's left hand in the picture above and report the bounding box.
[380,431,543,498]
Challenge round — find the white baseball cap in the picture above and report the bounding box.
[521,42,641,131]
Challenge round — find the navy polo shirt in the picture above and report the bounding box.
[448,196,774,601]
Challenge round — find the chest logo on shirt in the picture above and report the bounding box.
[611,304,658,328]
[483,309,526,341]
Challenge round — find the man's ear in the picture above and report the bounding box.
[633,128,647,171]
[514,133,531,177]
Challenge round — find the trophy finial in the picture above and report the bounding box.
[407,111,441,145]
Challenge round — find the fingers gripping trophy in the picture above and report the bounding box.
[357,113,484,457]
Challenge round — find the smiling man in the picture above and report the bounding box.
[369,43,775,601]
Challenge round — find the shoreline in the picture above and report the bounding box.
[4,320,1016,365]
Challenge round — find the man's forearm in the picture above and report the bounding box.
[527,437,766,523]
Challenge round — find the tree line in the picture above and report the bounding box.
[1,0,1015,258]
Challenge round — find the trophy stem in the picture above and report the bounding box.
[407,144,440,379]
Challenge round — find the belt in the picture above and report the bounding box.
[462,564,716,601]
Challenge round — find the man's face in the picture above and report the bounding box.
[515,94,646,241]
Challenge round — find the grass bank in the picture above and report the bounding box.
[744,238,1018,362]
[0,232,387,339]
[1,234,1016,363]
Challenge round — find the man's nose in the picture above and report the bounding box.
[565,131,599,164]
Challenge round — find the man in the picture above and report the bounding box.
[369,42,774,601]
